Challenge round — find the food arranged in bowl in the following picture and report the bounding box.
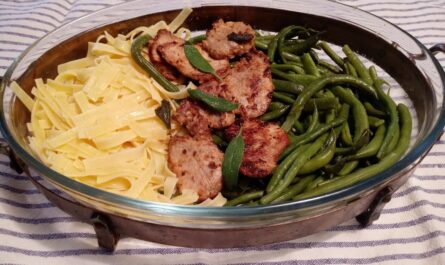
[9,8,413,207]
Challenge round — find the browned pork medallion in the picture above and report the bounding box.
[224,119,290,178]
[168,135,224,201]
[165,20,290,199]
[203,19,256,59]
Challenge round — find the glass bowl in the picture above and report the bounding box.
[0,0,444,248]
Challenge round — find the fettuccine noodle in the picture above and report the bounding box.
[11,8,227,206]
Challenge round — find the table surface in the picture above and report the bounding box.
[0,0,445,264]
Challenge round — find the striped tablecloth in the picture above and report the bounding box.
[1,0,445,264]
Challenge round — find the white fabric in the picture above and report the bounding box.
[0,0,445,264]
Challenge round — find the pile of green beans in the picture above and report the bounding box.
[225,28,412,206]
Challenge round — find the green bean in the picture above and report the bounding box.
[342,45,373,85]
[246,201,260,206]
[288,131,298,142]
[222,130,245,189]
[318,41,345,69]
[272,175,316,203]
[310,49,320,64]
[212,134,226,147]
[256,40,303,63]
[261,133,328,204]
[385,122,400,155]
[325,109,336,123]
[267,145,308,193]
[341,122,354,146]
[225,191,265,206]
[271,63,305,74]
[318,60,343,74]
[304,176,326,192]
[335,147,355,155]
[342,124,386,162]
[272,79,305,95]
[303,98,339,112]
[294,103,411,200]
[188,89,238,112]
[283,33,320,55]
[330,86,370,147]
[260,105,290,121]
[277,26,309,62]
[281,74,377,132]
[283,39,304,46]
[345,60,358,78]
[282,52,303,63]
[368,116,385,128]
[306,106,319,134]
[317,66,333,76]
[267,34,280,62]
[131,34,179,92]
[299,130,337,174]
[294,120,305,134]
[281,104,349,160]
[301,53,320,77]
[271,69,317,86]
[273,92,295,104]
[188,34,206,44]
[364,102,386,117]
[338,160,360,176]
[268,101,287,111]
[256,33,276,41]
[255,40,269,50]
[374,79,399,159]
[369,65,379,83]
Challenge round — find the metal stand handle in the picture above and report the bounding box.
[430,43,445,55]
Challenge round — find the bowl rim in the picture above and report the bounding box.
[1,0,444,219]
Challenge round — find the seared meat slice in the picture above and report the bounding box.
[168,135,223,201]
[148,29,186,83]
[173,99,235,136]
[149,29,182,63]
[151,61,187,83]
[158,39,229,83]
[202,19,255,59]
[197,50,273,118]
[225,119,290,178]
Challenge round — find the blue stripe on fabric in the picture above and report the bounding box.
[0,24,49,34]
[0,228,95,240]
[382,12,445,19]
[232,247,445,264]
[0,184,42,195]
[0,31,40,40]
[368,5,443,13]
[0,245,444,261]
[0,17,57,28]
[0,213,77,224]
[0,197,54,209]
[0,6,66,18]
[393,186,445,198]
[356,0,442,8]
[331,214,445,231]
[382,200,445,214]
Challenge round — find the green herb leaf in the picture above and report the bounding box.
[184,43,222,81]
[187,89,238,112]
[155,99,171,129]
[222,129,245,190]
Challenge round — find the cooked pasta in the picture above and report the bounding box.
[11,8,227,206]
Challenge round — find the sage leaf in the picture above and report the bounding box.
[155,99,171,129]
[187,89,238,112]
[222,129,244,190]
[184,43,222,81]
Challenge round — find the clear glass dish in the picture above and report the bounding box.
[0,0,444,231]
